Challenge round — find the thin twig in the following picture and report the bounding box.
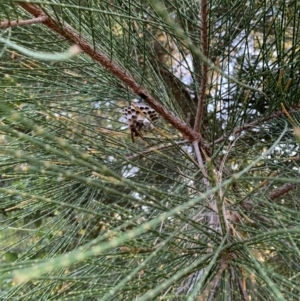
[213,104,300,145]
[18,3,208,148]
[269,183,297,200]
[281,102,297,126]
[194,0,209,132]
[0,15,46,29]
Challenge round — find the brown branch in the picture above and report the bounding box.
[213,104,300,145]
[0,15,46,29]
[269,183,297,200]
[18,3,209,148]
[238,182,298,226]
[239,198,280,225]
[194,0,209,132]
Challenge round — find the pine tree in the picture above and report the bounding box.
[1,1,300,300]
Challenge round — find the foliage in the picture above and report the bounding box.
[1,0,300,300]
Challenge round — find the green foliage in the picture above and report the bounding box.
[1,0,300,300]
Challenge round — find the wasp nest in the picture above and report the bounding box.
[122,102,158,142]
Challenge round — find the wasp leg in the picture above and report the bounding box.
[131,130,135,143]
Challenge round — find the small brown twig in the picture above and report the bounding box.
[281,102,297,126]
[238,181,298,226]
[269,183,297,200]
[194,0,209,133]
[0,15,46,29]
[213,104,300,145]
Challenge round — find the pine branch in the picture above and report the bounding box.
[269,183,297,200]
[18,3,209,149]
[0,15,46,28]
